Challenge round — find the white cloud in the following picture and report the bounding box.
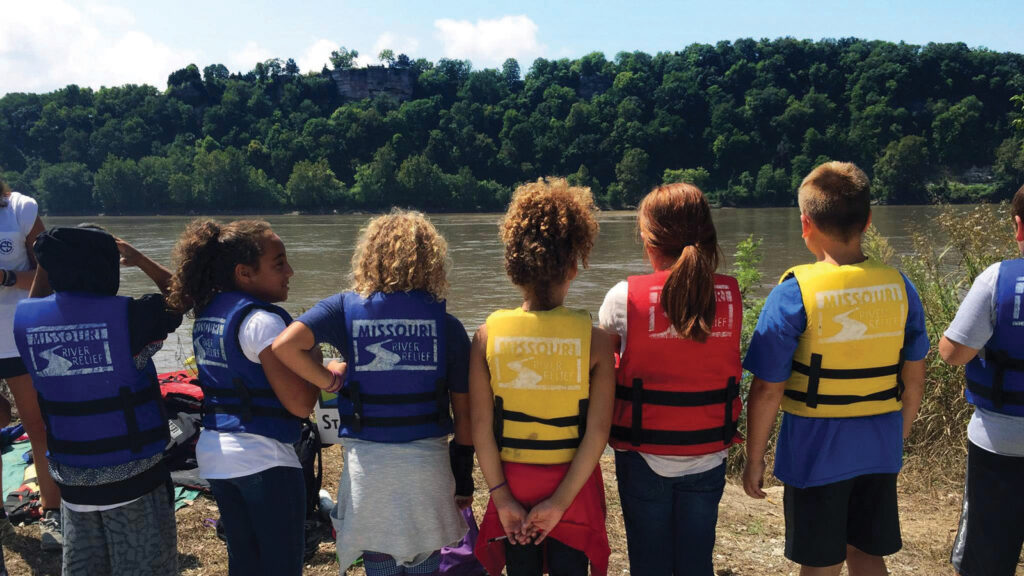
[372,33,420,62]
[0,0,196,94]
[297,39,338,74]
[228,41,274,75]
[434,15,544,68]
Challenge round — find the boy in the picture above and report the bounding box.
[742,162,928,576]
[939,184,1024,576]
[13,226,182,576]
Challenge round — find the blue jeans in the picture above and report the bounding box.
[614,450,726,576]
[208,466,306,576]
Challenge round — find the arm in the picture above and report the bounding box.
[29,264,51,298]
[116,238,173,295]
[899,359,926,440]
[261,345,319,418]
[469,324,530,543]
[938,336,979,366]
[526,327,615,544]
[272,320,342,392]
[452,391,472,445]
[742,376,785,499]
[20,216,48,294]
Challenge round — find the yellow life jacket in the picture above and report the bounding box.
[781,260,908,418]
[485,306,592,464]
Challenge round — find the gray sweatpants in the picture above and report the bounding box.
[61,482,178,576]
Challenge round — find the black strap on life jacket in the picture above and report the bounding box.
[38,382,164,455]
[493,396,588,452]
[339,379,450,433]
[46,425,168,457]
[202,377,294,422]
[786,349,903,409]
[611,376,740,447]
[969,348,1024,409]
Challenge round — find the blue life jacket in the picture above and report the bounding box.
[13,293,167,468]
[965,258,1024,416]
[194,292,300,444]
[339,291,451,442]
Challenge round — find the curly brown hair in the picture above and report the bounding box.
[167,219,273,314]
[500,178,599,305]
[351,209,449,300]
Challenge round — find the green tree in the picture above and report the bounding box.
[286,158,344,209]
[378,49,396,67]
[663,167,710,189]
[34,162,94,213]
[93,156,144,212]
[873,135,931,204]
[614,148,651,206]
[330,47,359,70]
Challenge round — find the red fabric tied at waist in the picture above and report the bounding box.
[475,461,609,576]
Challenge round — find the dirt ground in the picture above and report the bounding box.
[4,446,1018,575]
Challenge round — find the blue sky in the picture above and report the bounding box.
[2,0,1022,95]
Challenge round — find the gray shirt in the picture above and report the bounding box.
[944,262,1024,457]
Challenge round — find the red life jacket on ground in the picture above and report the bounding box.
[475,462,609,576]
[609,271,743,456]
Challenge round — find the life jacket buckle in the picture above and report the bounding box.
[804,354,823,409]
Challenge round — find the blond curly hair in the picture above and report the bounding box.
[351,209,449,299]
[500,178,599,303]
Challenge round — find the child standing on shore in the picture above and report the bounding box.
[168,219,319,576]
[272,210,473,576]
[940,184,1024,576]
[470,178,614,576]
[742,162,929,575]
[14,226,182,575]
[599,183,742,576]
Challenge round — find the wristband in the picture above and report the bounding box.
[326,370,343,393]
[488,481,507,494]
[0,270,10,287]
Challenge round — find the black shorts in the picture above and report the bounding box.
[950,441,1024,576]
[0,356,27,379]
[784,473,902,567]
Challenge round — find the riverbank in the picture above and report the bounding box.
[1,448,973,576]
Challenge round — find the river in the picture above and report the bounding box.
[46,206,942,372]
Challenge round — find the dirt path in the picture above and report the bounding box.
[4,449,1012,575]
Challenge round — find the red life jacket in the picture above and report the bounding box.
[609,271,743,456]
[475,462,609,576]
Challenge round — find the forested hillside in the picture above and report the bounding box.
[2,38,1024,214]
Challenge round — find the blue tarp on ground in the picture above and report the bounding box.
[1,441,31,496]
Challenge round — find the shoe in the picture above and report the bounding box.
[0,516,13,542]
[39,509,62,551]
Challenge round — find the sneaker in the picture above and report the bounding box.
[0,516,13,542]
[39,509,62,551]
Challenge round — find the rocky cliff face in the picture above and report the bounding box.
[327,67,414,101]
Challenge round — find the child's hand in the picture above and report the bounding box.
[494,497,530,544]
[523,498,566,544]
[326,359,347,375]
[322,360,346,393]
[742,457,766,499]
[115,238,142,267]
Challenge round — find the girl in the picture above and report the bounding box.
[470,178,614,576]
[14,226,182,575]
[598,183,743,576]
[168,219,319,576]
[0,178,61,550]
[272,210,473,576]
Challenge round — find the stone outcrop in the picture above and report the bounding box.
[327,66,414,102]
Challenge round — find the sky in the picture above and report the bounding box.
[2,0,1023,95]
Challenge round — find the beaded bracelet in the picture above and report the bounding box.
[488,481,508,494]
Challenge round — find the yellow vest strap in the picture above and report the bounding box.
[786,350,905,409]
[493,396,589,452]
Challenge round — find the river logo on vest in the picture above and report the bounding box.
[646,283,738,340]
[352,319,438,372]
[815,283,906,343]
[492,337,582,391]
[0,238,13,255]
[1013,275,1024,327]
[193,318,229,368]
[23,323,114,377]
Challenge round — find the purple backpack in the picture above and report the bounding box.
[440,507,486,576]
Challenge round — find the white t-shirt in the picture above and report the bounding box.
[196,308,302,479]
[0,192,37,359]
[943,262,1024,457]
[599,281,730,477]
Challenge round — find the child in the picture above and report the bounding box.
[939,184,1024,576]
[599,183,742,576]
[13,226,182,575]
[741,162,928,576]
[272,210,474,576]
[470,178,614,576]
[168,219,318,576]
[0,178,61,550]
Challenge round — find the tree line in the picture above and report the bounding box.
[2,38,1024,214]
